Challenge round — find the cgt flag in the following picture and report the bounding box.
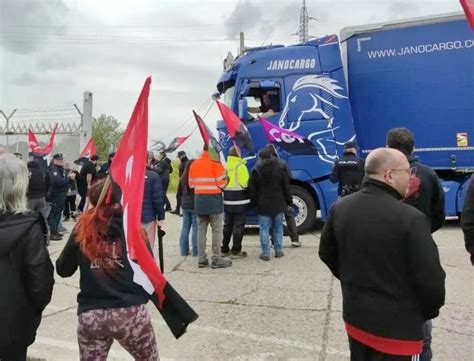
[216,101,254,154]
[74,138,97,165]
[164,135,190,153]
[259,116,318,156]
[193,110,225,164]
[110,77,198,339]
[460,0,474,30]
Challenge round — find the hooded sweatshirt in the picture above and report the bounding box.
[0,212,54,350]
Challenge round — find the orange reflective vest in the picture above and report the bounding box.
[189,151,227,194]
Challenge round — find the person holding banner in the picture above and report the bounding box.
[56,179,159,361]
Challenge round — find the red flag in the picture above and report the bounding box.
[193,110,225,163]
[164,135,190,153]
[110,77,165,300]
[28,124,58,155]
[28,128,41,153]
[42,124,58,155]
[461,0,474,30]
[110,77,198,339]
[79,138,97,159]
[74,138,97,165]
[216,101,254,154]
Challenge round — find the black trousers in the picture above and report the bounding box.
[48,192,66,233]
[175,184,183,212]
[349,337,419,361]
[78,187,87,212]
[0,344,27,361]
[163,181,171,210]
[222,212,246,254]
[63,194,77,217]
[284,206,298,241]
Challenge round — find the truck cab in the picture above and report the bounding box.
[216,35,356,231]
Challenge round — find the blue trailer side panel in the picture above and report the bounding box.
[345,19,474,169]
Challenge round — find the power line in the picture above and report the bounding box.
[0,21,259,30]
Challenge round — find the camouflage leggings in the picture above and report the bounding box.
[78,304,159,361]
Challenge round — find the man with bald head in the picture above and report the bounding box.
[319,148,445,361]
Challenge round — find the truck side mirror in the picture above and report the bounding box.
[238,98,248,120]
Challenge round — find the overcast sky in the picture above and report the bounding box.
[0,0,464,155]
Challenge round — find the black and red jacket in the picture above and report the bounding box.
[319,179,445,344]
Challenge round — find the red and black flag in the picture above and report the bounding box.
[216,101,254,154]
[164,135,190,153]
[259,116,318,156]
[193,110,225,164]
[109,77,198,339]
[74,138,97,165]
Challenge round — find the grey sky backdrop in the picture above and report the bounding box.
[0,0,464,156]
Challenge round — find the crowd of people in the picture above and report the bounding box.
[0,123,473,360]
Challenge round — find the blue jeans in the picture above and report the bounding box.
[258,213,284,257]
[179,209,198,256]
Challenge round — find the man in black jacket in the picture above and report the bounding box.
[171,151,188,215]
[155,150,173,212]
[319,148,445,361]
[27,161,50,229]
[249,147,292,261]
[461,175,474,265]
[387,128,445,361]
[329,141,365,197]
[387,128,444,233]
[48,154,71,240]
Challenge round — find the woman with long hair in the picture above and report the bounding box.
[56,178,159,361]
[0,154,54,361]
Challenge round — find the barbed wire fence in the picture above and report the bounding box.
[0,92,92,161]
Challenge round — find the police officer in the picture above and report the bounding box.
[330,141,365,197]
[48,153,72,240]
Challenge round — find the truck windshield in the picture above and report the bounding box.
[222,86,234,108]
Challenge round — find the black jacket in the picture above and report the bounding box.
[56,213,148,314]
[49,164,69,194]
[404,156,445,233]
[461,175,474,265]
[329,152,365,196]
[27,161,47,199]
[319,179,445,341]
[0,212,54,350]
[178,157,189,177]
[248,157,292,216]
[154,157,172,186]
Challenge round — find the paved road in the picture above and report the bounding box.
[28,215,473,360]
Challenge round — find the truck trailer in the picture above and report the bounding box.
[215,13,474,231]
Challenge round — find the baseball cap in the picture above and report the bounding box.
[53,153,64,160]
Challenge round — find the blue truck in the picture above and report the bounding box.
[215,13,474,232]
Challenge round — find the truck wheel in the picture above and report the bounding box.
[291,185,316,233]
